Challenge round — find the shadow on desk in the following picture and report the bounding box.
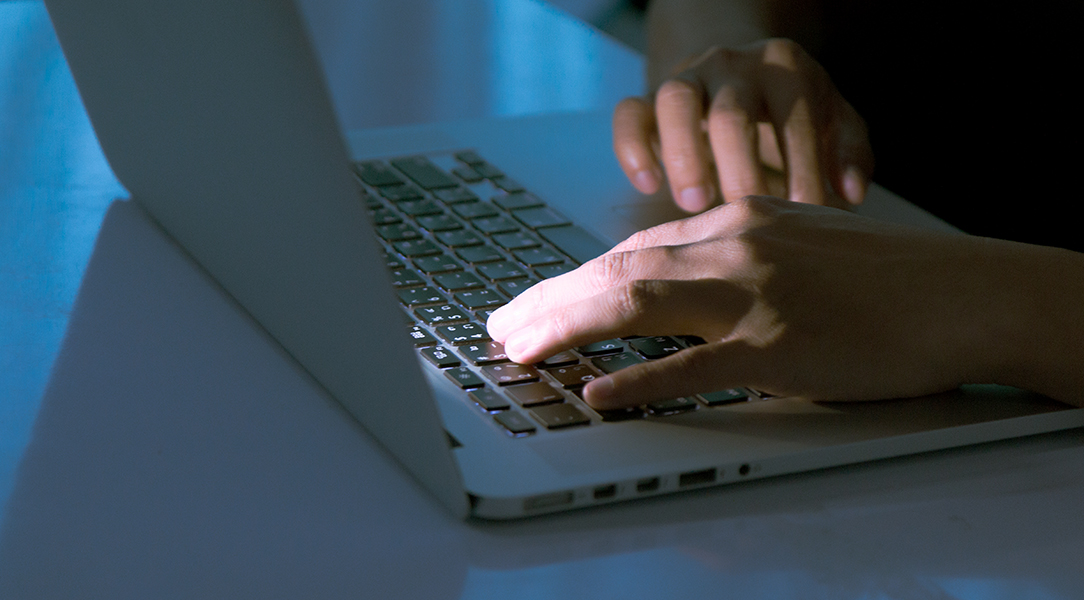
[4,199,1084,599]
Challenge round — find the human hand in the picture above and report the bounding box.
[613,39,874,212]
[486,196,1009,409]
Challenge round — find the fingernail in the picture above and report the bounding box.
[584,376,615,407]
[633,169,659,193]
[842,167,868,205]
[679,186,712,212]
[485,305,512,339]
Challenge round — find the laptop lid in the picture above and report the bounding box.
[43,0,468,517]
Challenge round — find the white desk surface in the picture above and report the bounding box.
[3,1,1084,598]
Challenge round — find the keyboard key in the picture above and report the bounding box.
[445,367,485,390]
[393,239,441,257]
[435,229,484,248]
[455,289,505,309]
[469,388,510,411]
[591,351,644,374]
[452,201,499,220]
[547,363,602,389]
[379,184,424,202]
[415,304,468,325]
[435,322,491,345]
[492,231,541,251]
[370,208,401,225]
[407,325,437,346]
[387,269,424,288]
[460,341,510,365]
[416,214,463,232]
[391,156,459,190]
[397,286,446,305]
[398,198,444,217]
[514,248,564,266]
[531,404,591,429]
[420,346,461,368]
[646,397,699,416]
[432,271,486,291]
[482,363,540,386]
[512,207,570,229]
[433,186,479,204]
[353,160,405,187]
[630,336,682,359]
[494,411,536,436]
[452,166,484,184]
[413,254,463,274]
[472,162,504,179]
[506,382,564,407]
[492,177,525,193]
[496,278,538,298]
[594,407,644,422]
[698,389,750,406]
[456,244,504,264]
[472,216,521,235]
[376,223,421,242]
[538,351,578,368]
[534,263,575,279]
[477,261,529,281]
[576,339,624,356]
[493,192,544,211]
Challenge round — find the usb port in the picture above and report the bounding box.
[593,484,617,500]
[678,468,717,487]
[636,477,660,493]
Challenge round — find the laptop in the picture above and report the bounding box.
[43,0,1084,519]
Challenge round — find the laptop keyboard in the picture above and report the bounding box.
[354,151,756,437]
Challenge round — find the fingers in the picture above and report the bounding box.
[758,41,829,207]
[583,341,762,409]
[655,77,717,212]
[705,80,770,203]
[829,102,875,205]
[612,97,663,194]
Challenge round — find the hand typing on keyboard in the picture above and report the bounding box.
[612,36,873,212]
[487,196,1084,409]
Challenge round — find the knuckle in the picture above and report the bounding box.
[656,78,703,108]
[590,250,636,290]
[614,280,663,322]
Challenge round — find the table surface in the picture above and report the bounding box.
[3,1,1084,598]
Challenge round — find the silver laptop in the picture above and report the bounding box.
[44,0,1084,519]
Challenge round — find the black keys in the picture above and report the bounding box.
[482,363,540,386]
[506,382,563,407]
[512,207,570,229]
[353,160,405,187]
[629,336,682,359]
[699,389,750,406]
[435,322,491,345]
[470,388,510,412]
[591,351,644,374]
[398,286,446,306]
[530,404,590,429]
[646,397,699,416]
[494,411,536,436]
[415,304,468,325]
[445,367,485,390]
[390,156,459,190]
[421,346,461,369]
[547,363,602,389]
[460,341,510,365]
